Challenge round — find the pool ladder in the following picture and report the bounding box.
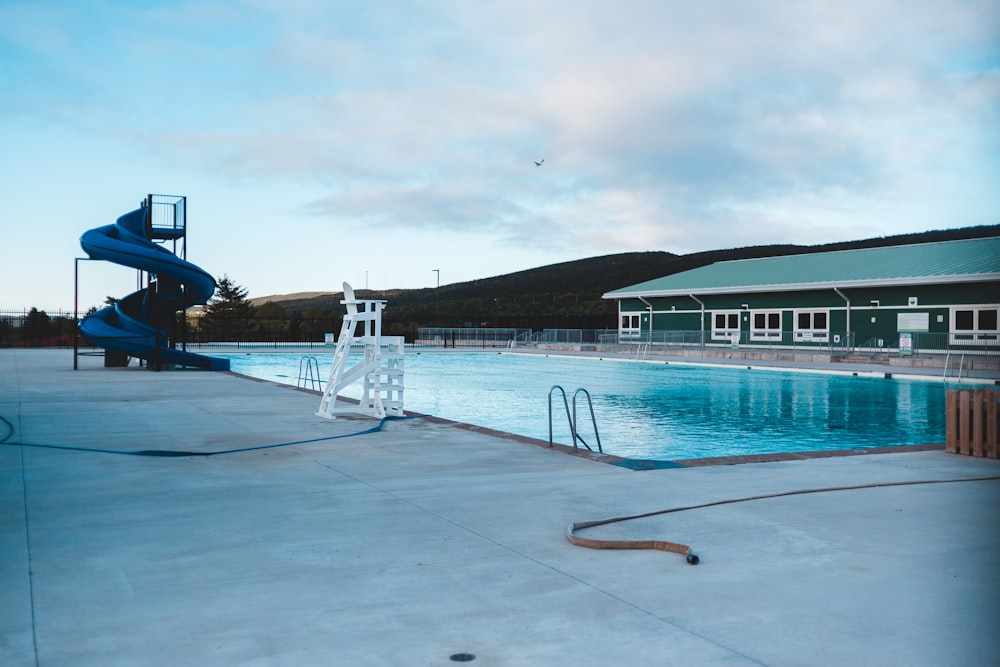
[297,355,323,390]
[942,352,965,382]
[548,385,602,453]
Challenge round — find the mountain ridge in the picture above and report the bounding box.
[247,225,1000,330]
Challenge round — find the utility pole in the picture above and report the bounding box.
[432,269,440,324]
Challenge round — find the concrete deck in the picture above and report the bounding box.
[3,349,999,666]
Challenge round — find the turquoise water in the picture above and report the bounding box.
[222,351,966,461]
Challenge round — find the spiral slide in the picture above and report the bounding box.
[79,206,230,371]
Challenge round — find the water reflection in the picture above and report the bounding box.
[224,353,961,460]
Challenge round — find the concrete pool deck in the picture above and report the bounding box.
[3,349,999,666]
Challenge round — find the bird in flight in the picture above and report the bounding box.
[534,159,544,166]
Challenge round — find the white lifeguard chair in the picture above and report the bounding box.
[316,282,405,420]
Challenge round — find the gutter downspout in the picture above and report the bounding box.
[834,287,850,352]
[638,296,653,342]
[689,294,705,347]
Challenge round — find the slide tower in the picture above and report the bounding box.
[78,194,229,371]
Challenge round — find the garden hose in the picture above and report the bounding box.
[568,474,1000,565]
[0,413,424,457]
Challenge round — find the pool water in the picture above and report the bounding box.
[222,351,964,461]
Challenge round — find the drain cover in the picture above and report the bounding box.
[449,653,476,662]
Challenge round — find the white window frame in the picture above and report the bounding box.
[750,310,782,341]
[620,312,642,339]
[951,305,1000,344]
[793,309,829,342]
[711,311,741,341]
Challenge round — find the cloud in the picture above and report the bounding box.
[2,0,998,308]
[303,183,529,232]
[46,2,996,241]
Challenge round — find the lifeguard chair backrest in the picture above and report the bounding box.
[341,282,358,316]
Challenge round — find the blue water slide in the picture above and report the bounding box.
[79,206,230,371]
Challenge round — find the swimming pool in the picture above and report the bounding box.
[222,351,967,461]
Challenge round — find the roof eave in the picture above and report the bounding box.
[602,272,1000,300]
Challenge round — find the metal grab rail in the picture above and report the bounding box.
[855,336,881,357]
[943,352,965,382]
[548,385,603,453]
[548,385,573,447]
[572,388,602,453]
[297,355,322,390]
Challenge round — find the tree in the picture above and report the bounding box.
[255,301,287,319]
[206,275,256,318]
[199,275,256,341]
[255,301,289,342]
[23,308,50,344]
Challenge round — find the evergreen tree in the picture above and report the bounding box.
[199,275,256,341]
[206,275,256,318]
[23,308,50,343]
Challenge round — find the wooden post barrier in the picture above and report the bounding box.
[946,389,999,459]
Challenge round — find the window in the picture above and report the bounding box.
[711,311,740,340]
[715,313,739,329]
[794,310,829,341]
[952,306,1000,343]
[982,310,999,330]
[750,310,782,341]
[620,313,641,338]
[955,310,974,330]
[621,314,639,329]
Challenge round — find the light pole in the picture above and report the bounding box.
[432,269,440,324]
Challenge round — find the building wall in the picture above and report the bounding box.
[613,280,999,352]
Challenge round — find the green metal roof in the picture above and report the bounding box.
[603,237,1000,299]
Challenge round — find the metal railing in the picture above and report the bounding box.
[508,330,534,349]
[853,333,998,358]
[1,309,78,347]
[912,331,999,356]
[596,329,856,354]
[854,337,887,358]
[297,355,323,390]
[548,385,602,453]
[416,327,530,348]
[9,308,997,361]
[942,352,965,382]
[532,329,615,344]
[148,194,186,234]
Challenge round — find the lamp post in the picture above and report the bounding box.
[432,269,440,324]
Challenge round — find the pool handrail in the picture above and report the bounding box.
[572,388,602,453]
[943,352,965,383]
[548,384,603,453]
[548,385,572,448]
[297,355,322,390]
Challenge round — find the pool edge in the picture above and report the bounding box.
[226,370,948,471]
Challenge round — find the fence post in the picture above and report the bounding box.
[947,388,1000,459]
[987,391,999,459]
[959,390,971,455]
[972,390,985,458]
[945,389,958,454]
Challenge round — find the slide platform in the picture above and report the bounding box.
[79,206,230,371]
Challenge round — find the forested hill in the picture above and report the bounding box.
[250,224,999,330]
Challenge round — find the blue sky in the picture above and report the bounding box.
[2,0,998,312]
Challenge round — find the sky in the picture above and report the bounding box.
[2,0,998,312]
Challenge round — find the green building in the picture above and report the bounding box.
[602,237,1000,357]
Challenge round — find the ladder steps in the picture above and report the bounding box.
[316,282,405,420]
